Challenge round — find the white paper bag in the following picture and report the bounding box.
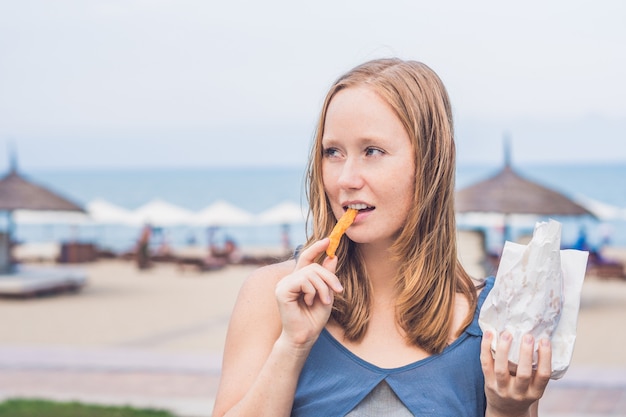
[478,219,588,379]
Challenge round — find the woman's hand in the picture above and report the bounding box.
[481,331,552,417]
[274,238,343,350]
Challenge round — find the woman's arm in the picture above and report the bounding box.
[212,239,342,417]
[212,262,292,416]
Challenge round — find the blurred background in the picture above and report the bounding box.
[0,1,624,416]
[1,0,625,255]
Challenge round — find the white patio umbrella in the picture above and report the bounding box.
[86,198,138,226]
[191,200,254,227]
[256,201,307,252]
[573,194,626,221]
[256,201,307,225]
[130,199,195,227]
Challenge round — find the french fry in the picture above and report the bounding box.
[326,208,358,258]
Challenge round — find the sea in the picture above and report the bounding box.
[6,163,626,254]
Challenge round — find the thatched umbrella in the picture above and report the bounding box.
[0,162,85,271]
[455,141,595,243]
[0,170,85,212]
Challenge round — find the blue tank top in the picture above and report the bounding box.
[292,277,494,417]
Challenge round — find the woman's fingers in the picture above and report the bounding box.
[480,330,495,376]
[514,334,535,391]
[295,238,331,269]
[300,269,336,305]
[299,279,318,306]
[482,331,552,416]
[273,238,345,347]
[292,239,341,293]
[321,255,339,284]
[277,236,343,306]
[493,331,513,385]
[534,338,552,388]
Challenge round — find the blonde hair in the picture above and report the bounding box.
[304,58,477,354]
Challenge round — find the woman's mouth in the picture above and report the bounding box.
[345,203,375,213]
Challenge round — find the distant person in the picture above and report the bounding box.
[212,58,551,416]
[281,223,292,253]
[224,238,243,264]
[136,224,152,269]
[211,237,243,264]
[186,232,198,246]
[573,226,589,251]
[156,231,173,258]
[202,237,243,271]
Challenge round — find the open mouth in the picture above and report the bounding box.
[345,203,375,213]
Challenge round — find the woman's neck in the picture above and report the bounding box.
[359,243,400,298]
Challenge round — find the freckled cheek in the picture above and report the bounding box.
[322,171,336,195]
[385,179,415,222]
[322,167,342,206]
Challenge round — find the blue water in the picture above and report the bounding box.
[7,163,626,253]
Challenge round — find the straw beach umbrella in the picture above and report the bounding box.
[455,140,595,243]
[0,169,85,213]
[0,162,86,271]
[455,165,593,217]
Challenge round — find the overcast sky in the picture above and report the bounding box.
[0,0,624,171]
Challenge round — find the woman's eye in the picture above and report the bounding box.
[365,147,384,156]
[323,147,340,158]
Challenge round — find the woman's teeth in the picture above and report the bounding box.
[347,203,369,210]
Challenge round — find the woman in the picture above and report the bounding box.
[212,58,551,416]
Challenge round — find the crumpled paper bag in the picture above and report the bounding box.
[479,219,589,379]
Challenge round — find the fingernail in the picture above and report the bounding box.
[541,338,550,347]
[483,331,493,340]
[524,334,534,345]
[501,331,512,342]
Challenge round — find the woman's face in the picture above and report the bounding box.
[321,86,416,248]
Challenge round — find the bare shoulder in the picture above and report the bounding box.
[226,259,296,340]
[238,260,296,301]
[451,278,486,338]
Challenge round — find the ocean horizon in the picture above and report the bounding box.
[6,162,626,253]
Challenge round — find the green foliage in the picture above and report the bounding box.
[0,399,176,417]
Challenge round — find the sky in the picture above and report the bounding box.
[0,0,624,171]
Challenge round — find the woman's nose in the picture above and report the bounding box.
[336,157,364,189]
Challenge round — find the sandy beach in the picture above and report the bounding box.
[1,246,626,416]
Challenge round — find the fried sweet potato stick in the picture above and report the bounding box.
[326,208,358,258]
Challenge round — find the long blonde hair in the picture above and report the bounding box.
[305,58,477,354]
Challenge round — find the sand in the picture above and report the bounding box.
[0,260,255,354]
[1,249,625,367]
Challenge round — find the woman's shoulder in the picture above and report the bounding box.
[232,259,296,316]
[226,260,296,346]
[240,259,296,294]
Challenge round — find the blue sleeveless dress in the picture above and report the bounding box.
[292,277,494,417]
